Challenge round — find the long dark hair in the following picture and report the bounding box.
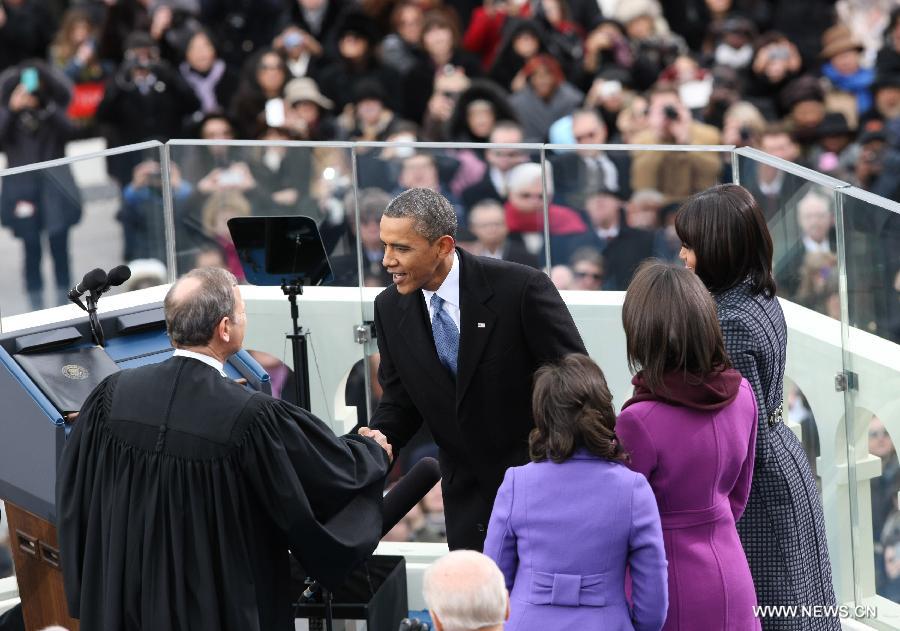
[529,354,627,464]
[622,261,731,393]
[675,183,777,296]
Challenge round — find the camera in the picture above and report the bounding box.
[768,46,790,61]
[663,104,679,121]
[283,31,304,49]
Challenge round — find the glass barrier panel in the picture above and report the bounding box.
[735,147,852,605]
[837,188,900,623]
[0,142,167,318]
[542,144,732,289]
[166,141,354,280]
[735,147,848,320]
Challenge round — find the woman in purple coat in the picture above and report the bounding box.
[484,354,668,631]
[617,262,760,630]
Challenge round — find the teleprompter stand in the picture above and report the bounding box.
[228,215,332,413]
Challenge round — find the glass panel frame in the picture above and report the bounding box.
[834,186,900,624]
[0,141,169,320]
[734,147,854,608]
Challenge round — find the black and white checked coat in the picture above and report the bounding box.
[716,280,839,630]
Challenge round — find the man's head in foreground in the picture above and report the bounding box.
[423,550,509,631]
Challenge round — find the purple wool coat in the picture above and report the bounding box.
[484,453,669,631]
[617,378,760,631]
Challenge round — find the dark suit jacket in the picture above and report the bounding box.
[461,172,504,212]
[550,151,632,210]
[569,226,656,290]
[370,248,586,549]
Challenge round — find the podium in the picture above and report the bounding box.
[0,302,270,630]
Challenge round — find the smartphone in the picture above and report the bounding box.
[265,98,285,128]
[20,67,39,94]
[599,80,622,99]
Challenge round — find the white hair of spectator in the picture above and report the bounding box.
[797,189,834,215]
[384,187,458,241]
[506,161,554,197]
[423,550,508,631]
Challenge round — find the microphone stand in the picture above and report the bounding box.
[85,290,105,347]
[282,278,311,411]
[301,578,334,631]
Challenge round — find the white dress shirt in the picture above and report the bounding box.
[422,251,461,332]
[802,237,832,254]
[172,348,227,377]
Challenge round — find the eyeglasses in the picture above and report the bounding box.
[574,271,602,280]
[515,192,543,200]
[574,130,600,142]
[870,428,890,439]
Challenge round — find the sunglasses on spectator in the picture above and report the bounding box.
[575,131,601,142]
[574,271,602,280]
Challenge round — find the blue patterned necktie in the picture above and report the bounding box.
[430,293,459,376]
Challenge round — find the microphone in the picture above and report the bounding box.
[102,265,132,291]
[381,457,441,537]
[68,268,107,303]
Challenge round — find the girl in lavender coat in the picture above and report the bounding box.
[617,262,760,630]
[484,354,668,631]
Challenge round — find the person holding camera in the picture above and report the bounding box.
[0,59,81,310]
[630,82,722,204]
[96,31,199,184]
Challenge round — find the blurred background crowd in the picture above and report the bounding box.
[1,0,900,598]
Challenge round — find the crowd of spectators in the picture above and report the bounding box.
[0,0,898,333]
[1,0,900,602]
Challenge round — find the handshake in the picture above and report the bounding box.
[358,426,394,463]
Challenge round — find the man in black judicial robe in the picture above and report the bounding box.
[56,267,391,631]
[360,188,586,551]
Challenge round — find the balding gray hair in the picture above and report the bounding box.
[164,267,238,347]
[506,161,553,197]
[423,551,507,631]
[384,187,457,241]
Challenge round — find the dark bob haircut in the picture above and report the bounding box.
[529,354,627,464]
[622,261,730,394]
[675,183,777,296]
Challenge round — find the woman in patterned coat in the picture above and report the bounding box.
[675,184,838,631]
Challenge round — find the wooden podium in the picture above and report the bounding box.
[5,502,78,630]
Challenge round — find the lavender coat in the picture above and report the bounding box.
[484,453,668,631]
[616,379,760,631]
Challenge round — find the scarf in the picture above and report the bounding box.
[503,201,587,235]
[622,368,743,412]
[180,60,226,113]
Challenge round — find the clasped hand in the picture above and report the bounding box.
[358,426,393,463]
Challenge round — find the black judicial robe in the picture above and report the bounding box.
[56,356,389,631]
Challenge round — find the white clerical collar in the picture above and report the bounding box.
[173,348,227,377]
[422,250,460,310]
[596,225,620,240]
[802,236,831,254]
